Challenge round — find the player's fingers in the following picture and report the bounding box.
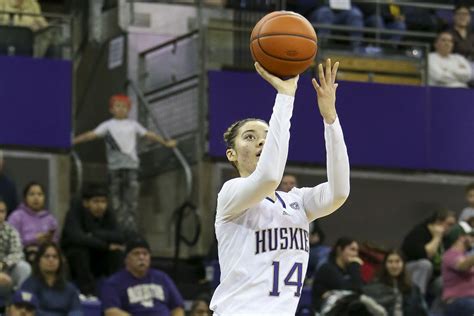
[334,83,339,91]
[332,62,339,84]
[325,58,332,86]
[318,63,326,88]
[312,78,320,90]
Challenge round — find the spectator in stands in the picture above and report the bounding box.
[401,209,456,295]
[358,1,406,44]
[5,290,38,316]
[73,94,177,237]
[364,250,428,316]
[278,173,297,193]
[190,297,211,316]
[101,237,185,316]
[441,221,474,316]
[21,242,82,316]
[450,4,474,61]
[460,183,474,227]
[428,31,472,88]
[8,182,58,264]
[312,237,364,312]
[0,150,18,215]
[308,1,364,50]
[0,199,31,297]
[0,0,48,31]
[61,184,124,297]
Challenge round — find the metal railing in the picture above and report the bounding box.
[127,79,194,201]
[0,10,75,59]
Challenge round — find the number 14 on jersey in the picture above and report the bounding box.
[269,261,303,297]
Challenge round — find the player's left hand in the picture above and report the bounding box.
[312,58,339,124]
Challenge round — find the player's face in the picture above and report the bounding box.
[7,304,35,316]
[25,185,45,211]
[280,175,297,192]
[0,202,7,224]
[229,121,269,177]
[39,247,60,274]
[435,33,453,56]
[454,8,471,28]
[466,189,474,207]
[126,247,151,274]
[385,253,403,278]
[83,196,108,218]
[110,100,130,119]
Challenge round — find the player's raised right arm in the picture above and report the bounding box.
[216,63,298,222]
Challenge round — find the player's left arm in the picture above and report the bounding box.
[292,59,350,222]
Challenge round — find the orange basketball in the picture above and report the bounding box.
[250,11,318,78]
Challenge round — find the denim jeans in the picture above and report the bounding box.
[444,297,474,316]
[365,15,406,44]
[310,6,364,48]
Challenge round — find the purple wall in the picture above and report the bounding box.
[208,70,473,173]
[0,56,72,150]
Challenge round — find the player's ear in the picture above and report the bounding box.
[226,148,237,162]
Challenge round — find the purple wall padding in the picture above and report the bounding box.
[0,56,72,149]
[208,70,473,173]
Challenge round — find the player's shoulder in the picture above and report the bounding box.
[217,177,242,199]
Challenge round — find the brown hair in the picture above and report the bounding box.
[378,249,412,293]
[223,118,267,149]
[223,118,267,172]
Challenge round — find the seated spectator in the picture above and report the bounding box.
[0,0,48,31]
[8,182,58,264]
[61,184,124,296]
[441,221,474,316]
[6,290,38,316]
[449,4,474,64]
[101,237,185,316]
[190,297,211,316]
[359,1,406,44]
[21,242,82,316]
[312,237,364,312]
[0,199,31,297]
[364,250,428,316]
[428,31,472,88]
[401,209,456,295]
[308,0,364,50]
[0,150,18,215]
[459,183,474,227]
[278,173,298,193]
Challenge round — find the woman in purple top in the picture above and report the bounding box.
[8,182,59,262]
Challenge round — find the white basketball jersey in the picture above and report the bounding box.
[211,189,310,316]
[210,93,350,316]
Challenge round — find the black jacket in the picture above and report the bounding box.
[61,202,124,251]
[363,281,428,316]
[312,259,363,311]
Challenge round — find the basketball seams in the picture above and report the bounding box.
[255,36,316,62]
[254,33,317,42]
[250,12,311,41]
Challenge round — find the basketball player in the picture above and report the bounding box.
[210,59,350,315]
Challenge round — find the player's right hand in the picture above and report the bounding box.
[255,62,299,97]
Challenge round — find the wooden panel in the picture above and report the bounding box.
[328,55,420,75]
